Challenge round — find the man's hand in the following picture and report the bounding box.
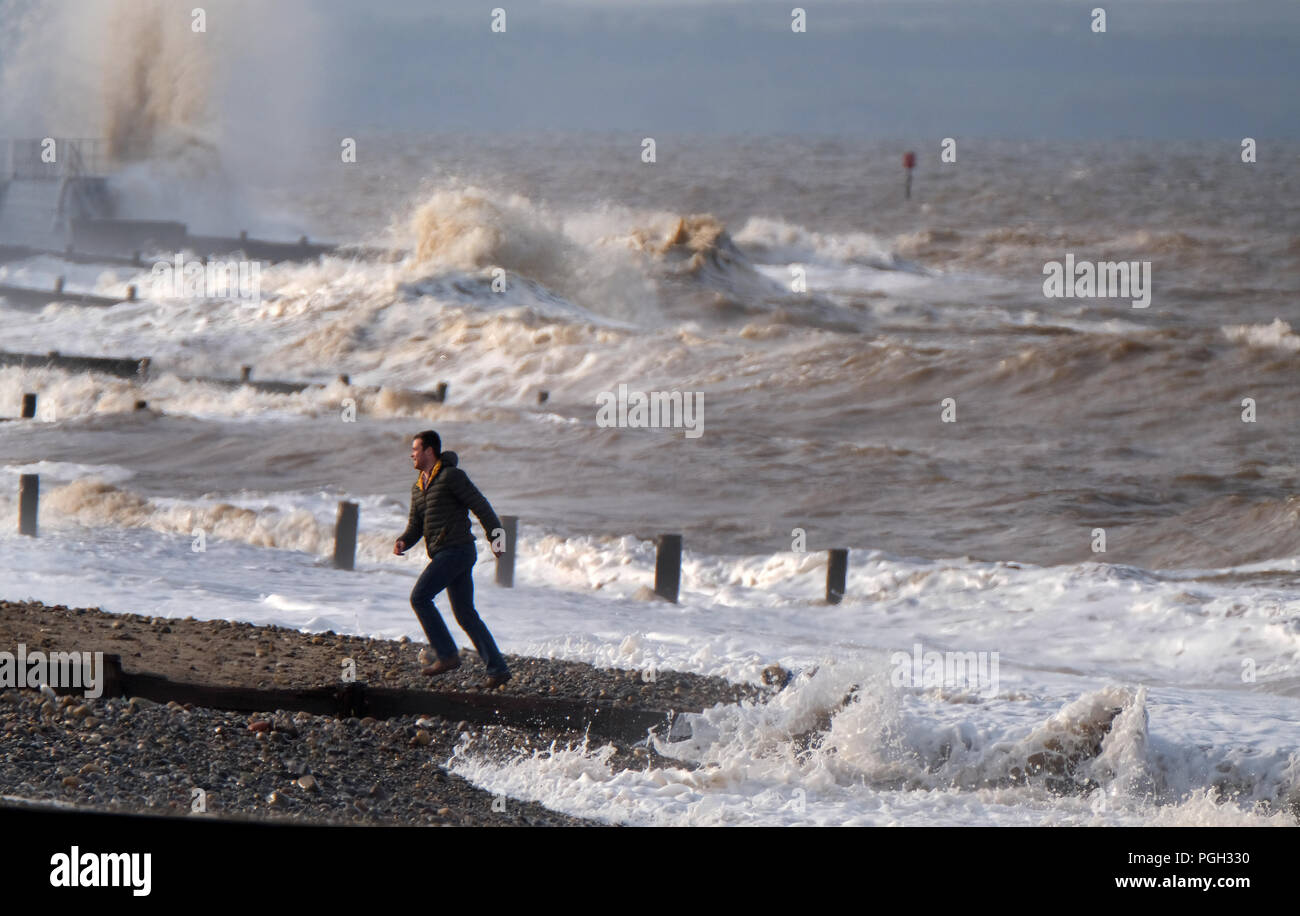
[394,540,406,556]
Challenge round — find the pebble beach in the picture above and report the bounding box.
[0,600,770,826]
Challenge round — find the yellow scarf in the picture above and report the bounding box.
[417,459,442,491]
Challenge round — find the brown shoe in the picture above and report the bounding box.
[421,657,462,677]
[480,671,511,690]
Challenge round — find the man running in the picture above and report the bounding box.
[394,429,511,688]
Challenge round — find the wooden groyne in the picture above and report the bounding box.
[0,352,448,402]
[0,239,398,271]
[25,654,685,745]
[0,281,128,308]
[0,235,403,308]
[0,350,150,378]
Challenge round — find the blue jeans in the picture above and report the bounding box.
[409,542,509,675]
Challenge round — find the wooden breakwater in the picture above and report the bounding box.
[0,239,398,272]
[0,280,129,308]
[0,353,448,402]
[19,654,686,745]
[0,350,150,378]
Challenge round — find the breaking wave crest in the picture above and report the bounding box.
[448,661,1300,826]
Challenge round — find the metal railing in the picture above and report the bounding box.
[3,138,109,180]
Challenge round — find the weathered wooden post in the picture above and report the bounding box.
[240,365,252,383]
[53,276,64,295]
[434,382,448,403]
[21,393,35,418]
[126,285,137,302]
[333,501,359,570]
[495,515,518,588]
[100,654,126,699]
[18,474,38,536]
[826,548,848,605]
[655,533,682,603]
[537,390,549,404]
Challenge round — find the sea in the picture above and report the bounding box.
[1,5,1298,827]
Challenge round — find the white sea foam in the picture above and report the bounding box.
[1222,318,1300,352]
[1,516,1297,826]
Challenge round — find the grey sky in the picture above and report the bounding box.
[290,0,1300,138]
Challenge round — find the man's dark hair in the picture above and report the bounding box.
[413,429,441,456]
